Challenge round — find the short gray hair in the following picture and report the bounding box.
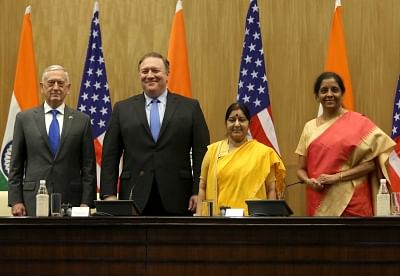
[41,65,70,83]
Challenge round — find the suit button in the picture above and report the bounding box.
[139,171,145,176]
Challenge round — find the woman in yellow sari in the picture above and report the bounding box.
[196,103,285,216]
[296,72,395,216]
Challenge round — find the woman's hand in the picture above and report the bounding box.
[317,173,340,185]
[297,155,324,191]
[306,178,324,191]
[266,180,277,199]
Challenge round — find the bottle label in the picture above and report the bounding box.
[376,194,390,216]
[36,194,49,217]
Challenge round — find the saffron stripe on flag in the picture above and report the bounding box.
[167,0,192,98]
[0,6,39,191]
[324,0,354,111]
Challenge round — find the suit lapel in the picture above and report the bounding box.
[159,92,178,138]
[58,106,74,153]
[34,105,53,155]
[133,94,153,138]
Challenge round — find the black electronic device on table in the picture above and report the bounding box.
[94,200,140,216]
[246,199,293,216]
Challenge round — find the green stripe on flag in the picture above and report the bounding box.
[0,173,8,191]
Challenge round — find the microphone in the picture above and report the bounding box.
[286,180,305,188]
[278,180,305,200]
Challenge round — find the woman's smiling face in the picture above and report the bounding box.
[226,109,249,143]
[317,77,344,112]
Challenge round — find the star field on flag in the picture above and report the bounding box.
[237,0,280,154]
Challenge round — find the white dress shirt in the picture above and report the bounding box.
[144,90,167,126]
[44,101,65,136]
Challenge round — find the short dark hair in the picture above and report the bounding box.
[313,71,345,95]
[137,52,170,73]
[225,102,251,122]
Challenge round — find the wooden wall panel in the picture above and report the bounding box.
[1,0,400,215]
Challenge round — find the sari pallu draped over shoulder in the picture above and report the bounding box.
[205,139,285,216]
[306,112,395,216]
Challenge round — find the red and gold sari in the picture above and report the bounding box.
[296,112,395,216]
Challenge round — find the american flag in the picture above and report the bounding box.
[388,76,400,192]
[237,0,280,154]
[77,1,112,188]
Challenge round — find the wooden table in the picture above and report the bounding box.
[0,216,399,275]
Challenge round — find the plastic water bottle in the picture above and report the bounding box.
[36,180,49,217]
[376,179,390,216]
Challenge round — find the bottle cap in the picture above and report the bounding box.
[380,179,389,193]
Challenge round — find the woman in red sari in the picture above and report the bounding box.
[296,72,395,216]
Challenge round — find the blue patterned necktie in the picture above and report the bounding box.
[150,99,160,142]
[49,109,60,157]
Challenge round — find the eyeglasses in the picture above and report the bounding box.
[45,80,67,88]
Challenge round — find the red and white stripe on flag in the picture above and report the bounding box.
[388,76,400,192]
[237,0,280,155]
[78,2,112,190]
[249,108,280,154]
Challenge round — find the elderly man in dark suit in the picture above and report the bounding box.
[8,65,97,216]
[100,52,210,215]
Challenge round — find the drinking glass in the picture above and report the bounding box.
[200,200,215,216]
[51,193,62,216]
[390,192,400,216]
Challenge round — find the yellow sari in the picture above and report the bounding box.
[200,139,285,215]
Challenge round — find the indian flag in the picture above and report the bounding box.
[318,0,354,115]
[324,0,354,110]
[0,6,39,190]
[167,0,192,98]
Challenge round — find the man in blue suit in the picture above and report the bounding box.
[100,52,209,215]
